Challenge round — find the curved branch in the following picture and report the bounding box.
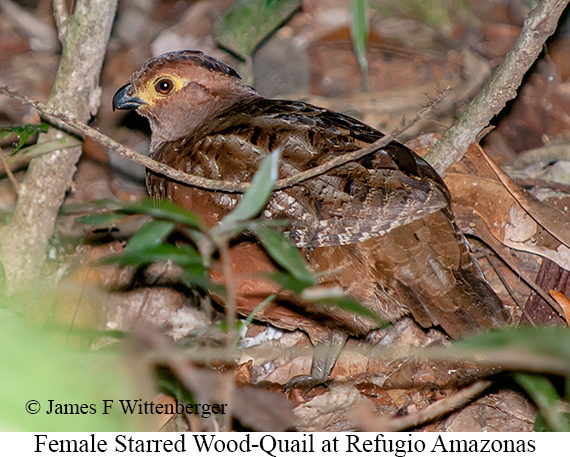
[0,86,449,193]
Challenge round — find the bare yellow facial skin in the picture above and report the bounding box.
[134,73,188,106]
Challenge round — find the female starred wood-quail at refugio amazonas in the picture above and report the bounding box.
[113,50,510,382]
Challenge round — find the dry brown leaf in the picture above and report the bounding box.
[549,289,570,324]
[233,384,296,432]
[295,383,375,431]
[445,143,570,270]
[385,389,408,408]
[263,356,312,385]
[234,360,253,387]
[329,349,376,380]
[153,393,177,431]
[432,390,535,432]
[356,382,397,407]
[480,146,570,248]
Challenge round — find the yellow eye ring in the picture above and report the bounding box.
[155,78,174,95]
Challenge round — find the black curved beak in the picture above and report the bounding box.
[112,83,146,111]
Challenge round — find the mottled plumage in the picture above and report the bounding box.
[114,50,510,381]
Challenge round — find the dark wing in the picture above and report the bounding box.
[147,96,511,338]
[149,98,450,247]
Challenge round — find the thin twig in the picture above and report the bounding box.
[482,251,536,327]
[0,146,19,190]
[425,0,570,174]
[0,86,449,194]
[357,380,492,432]
[465,218,565,319]
[216,239,237,340]
[275,88,450,189]
[213,237,252,432]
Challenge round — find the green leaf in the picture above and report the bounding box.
[156,366,196,406]
[103,244,202,268]
[514,373,570,432]
[266,271,314,294]
[122,199,202,229]
[214,0,302,59]
[302,287,384,324]
[180,269,217,292]
[350,0,370,90]
[455,326,570,362]
[0,123,49,154]
[253,225,314,284]
[234,293,276,346]
[75,199,202,229]
[124,220,175,254]
[222,147,281,225]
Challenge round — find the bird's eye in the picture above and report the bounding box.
[155,78,174,95]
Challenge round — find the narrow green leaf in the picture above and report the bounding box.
[323,297,384,324]
[301,287,384,324]
[515,373,570,432]
[350,0,370,90]
[122,199,202,229]
[266,271,314,294]
[253,225,314,284]
[124,220,175,254]
[222,146,281,225]
[0,261,5,292]
[102,244,202,267]
[180,269,217,292]
[234,293,276,346]
[155,366,196,407]
[70,198,202,229]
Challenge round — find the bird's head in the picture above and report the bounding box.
[113,50,258,147]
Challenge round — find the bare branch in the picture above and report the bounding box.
[0,86,449,194]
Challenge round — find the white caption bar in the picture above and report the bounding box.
[0,432,555,456]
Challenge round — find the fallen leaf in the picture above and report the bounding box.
[549,289,570,324]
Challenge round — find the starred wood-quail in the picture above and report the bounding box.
[113,50,510,382]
